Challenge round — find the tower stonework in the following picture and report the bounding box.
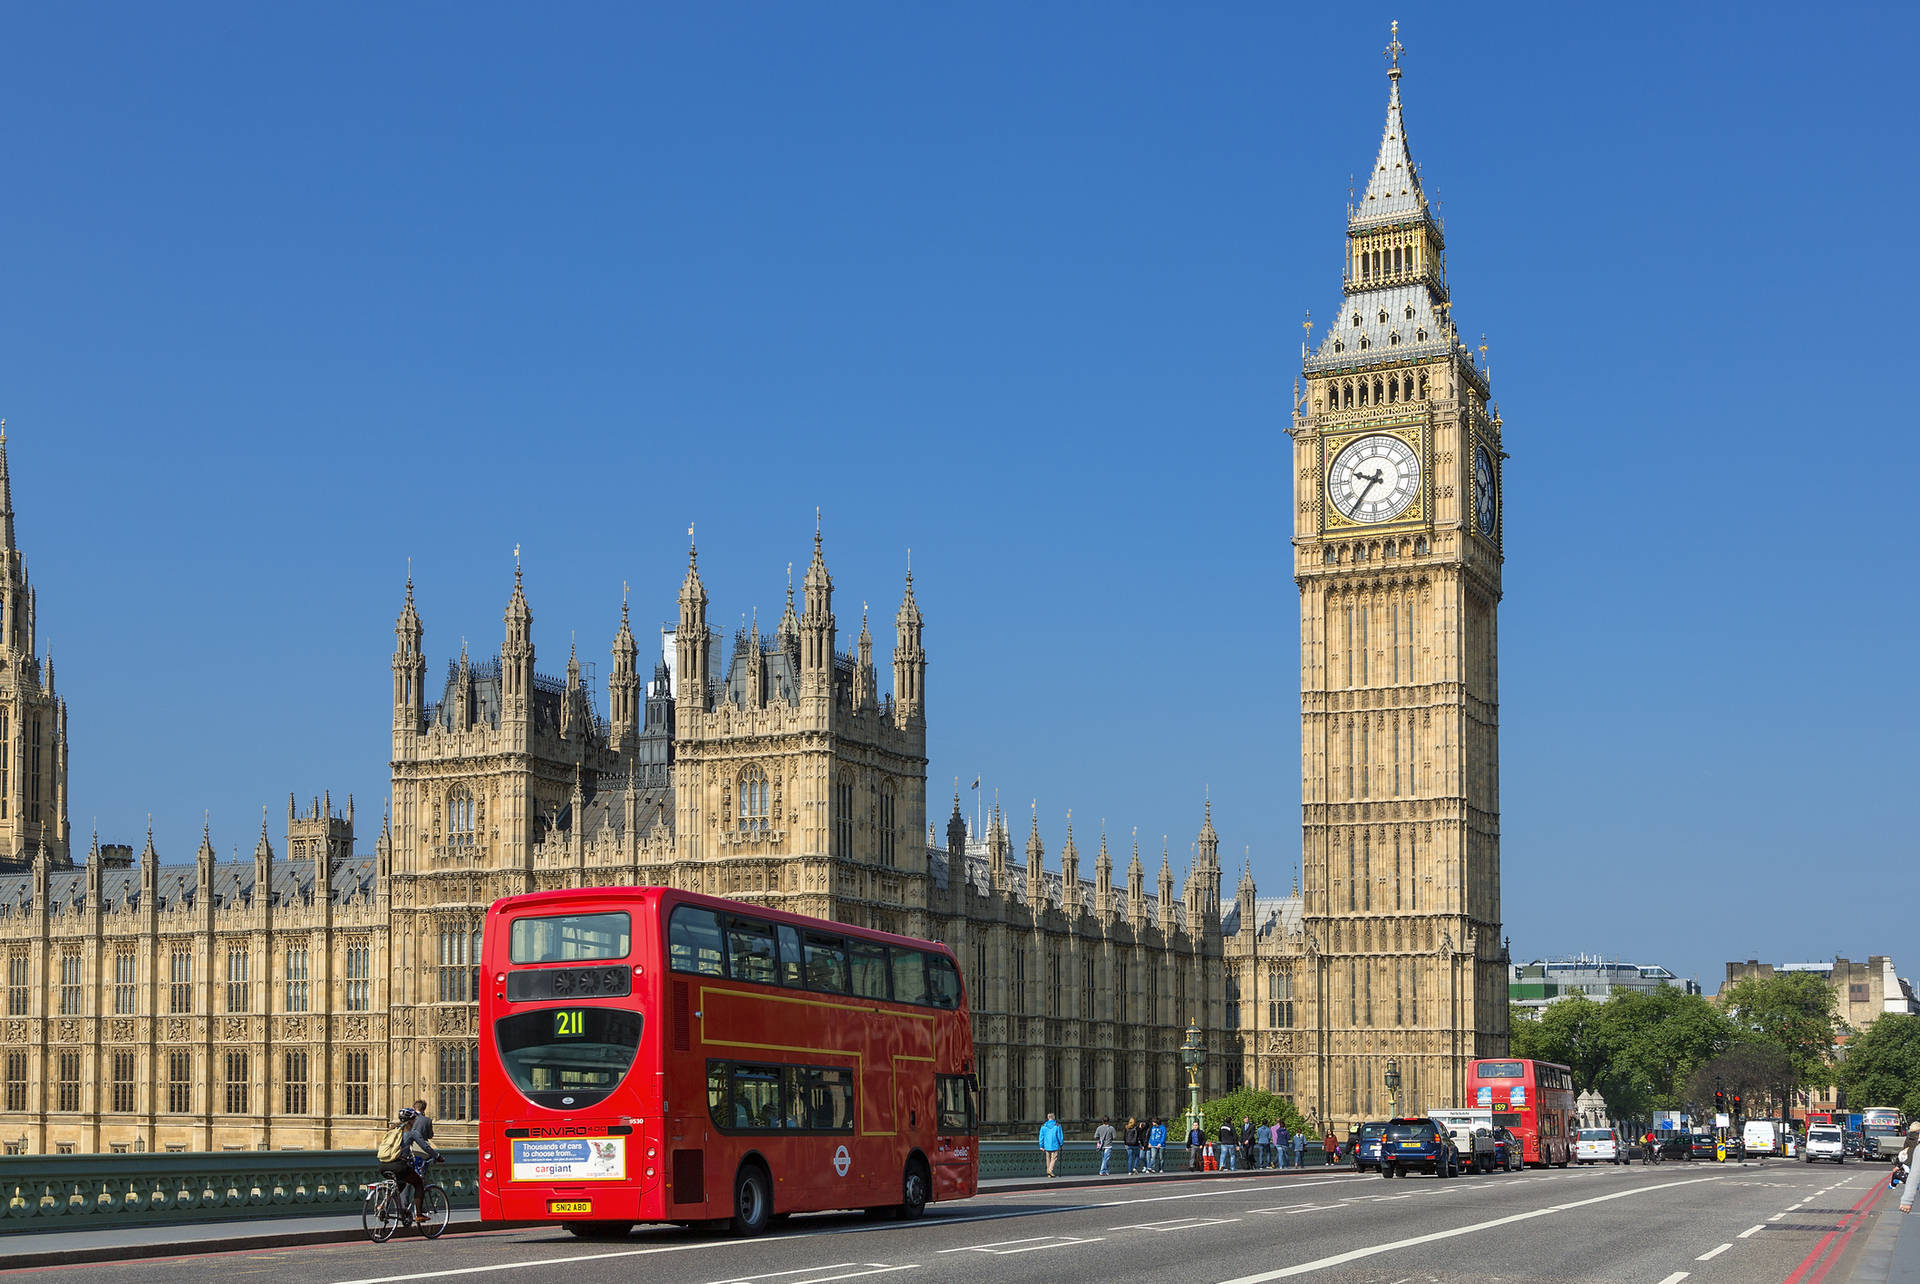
[0,428,70,870]
[1291,30,1509,1130]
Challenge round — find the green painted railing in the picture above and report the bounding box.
[0,1150,479,1230]
[978,1139,1325,1179]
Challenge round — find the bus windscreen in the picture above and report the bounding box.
[494,1007,643,1108]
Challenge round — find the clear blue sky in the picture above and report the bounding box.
[2,3,1912,992]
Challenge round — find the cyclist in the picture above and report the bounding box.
[1642,1128,1660,1165]
[380,1106,443,1223]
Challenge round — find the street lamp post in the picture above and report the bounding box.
[1180,1021,1208,1138]
[1384,1057,1402,1120]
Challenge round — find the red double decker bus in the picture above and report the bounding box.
[478,887,978,1237]
[1467,1058,1574,1168]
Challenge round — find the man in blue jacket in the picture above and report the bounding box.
[1148,1118,1167,1173]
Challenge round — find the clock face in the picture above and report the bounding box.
[1328,434,1420,524]
[1473,443,1497,536]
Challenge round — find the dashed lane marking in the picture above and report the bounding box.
[1697,1244,1732,1261]
[1656,1273,1691,1284]
[1109,1216,1241,1233]
[1739,1225,1765,1238]
[1209,1173,1728,1284]
[935,1235,1101,1256]
[708,1269,915,1284]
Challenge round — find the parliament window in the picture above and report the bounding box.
[170,947,194,1014]
[224,1051,250,1115]
[438,1043,478,1121]
[30,717,41,822]
[167,1051,192,1114]
[57,1050,81,1112]
[344,1049,370,1116]
[1269,968,1294,1027]
[111,1051,135,1113]
[1082,957,1095,1021]
[114,949,137,1015]
[438,927,476,1003]
[4,1051,24,1112]
[1010,948,1026,1015]
[345,943,371,1012]
[58,949,82,1015]
[6,949,26,1016]
[0,707,8,816]
[1047,950,1061,1014]
[878,786,896,866]
[284,1049,309,1115]
[973,942,988,1008]
[737,765,769,834]
[285,944,309,1012]
[1116,961,1129,1024]
[448,791,476,848]
[226,946,251,1013]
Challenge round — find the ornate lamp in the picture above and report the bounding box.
[1384,1057,1402,1119]
[1180,1020,1207,1134]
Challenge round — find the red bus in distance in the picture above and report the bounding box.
[478,886,978,1237]
[1467,1058,1574,1167]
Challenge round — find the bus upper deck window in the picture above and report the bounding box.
[509,912,631,964]
[928,956,961,1009]
[727,918,777,986]
[776,925,805,988]
[849,942,889,1000]
[669,906,725,976]
[804,934,849,993]
[890,949,928,1006]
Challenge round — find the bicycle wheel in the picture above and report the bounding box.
[363,1186,397,1243]
[418,1184,450,1239]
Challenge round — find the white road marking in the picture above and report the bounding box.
[1738,1225,1764,1238]
[936,1234,1101,1255]
[709,1268,915,1284]
[1769,1213,1785,1221]
[1657,1273,1691,1284]
[331,1237,740,1284]
[1696,1243,1732,1261]
[1210,1174,1728,1284]
[1111,1215,1241,1232]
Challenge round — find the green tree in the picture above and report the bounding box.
[1602,987,1738,1114]
[1837,1013,1920,1121]
[1683,1039,1795,1119]
[1720,971,1844,1094]
[1195,1088,1307,1139]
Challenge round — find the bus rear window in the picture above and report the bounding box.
[510,912,631,964]
[1475,1061,1524,1079]
[936,1074,976,1135]
[493,1007,643,1109]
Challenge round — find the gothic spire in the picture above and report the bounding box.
[0,419,15,554]
[1353,20,1431,231]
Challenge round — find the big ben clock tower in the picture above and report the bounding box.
[1291,25,1508,1130]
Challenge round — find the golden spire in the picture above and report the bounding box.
[1385,19,1404,81]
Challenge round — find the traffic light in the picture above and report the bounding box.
[1715,1089,1726,1113]
[1733,1094,1743,1118]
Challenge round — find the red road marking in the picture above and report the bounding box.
[1781,1181,1888,1284]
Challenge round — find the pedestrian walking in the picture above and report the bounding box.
[1187,1119,1205,1171]
[1898,1126,1918,1214]
[1276,1121,1293,1168]
[1322,1128,1339,1166]
[1094,1115,1115,1176]
[1256,1121,1272,1169]
[1124,1116,1143,1174]
[1293,1128,1307,1168]
[1149,1118,1167,1172]
[1039,1112,1064,1177]
[1217,1119,1238,1171]
[1240,1116,1257,1170]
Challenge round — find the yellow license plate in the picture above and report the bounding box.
[548,1200,593,1215]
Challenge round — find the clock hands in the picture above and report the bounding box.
[1347,467,1385,515]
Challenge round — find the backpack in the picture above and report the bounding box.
[376,1126,406,1164]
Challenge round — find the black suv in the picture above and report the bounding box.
[1379,1117,1460,1179]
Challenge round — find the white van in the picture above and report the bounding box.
[1805,1124,1845,1164]
[1743,1119,1779,1157]
[1575,1128,1623,1164]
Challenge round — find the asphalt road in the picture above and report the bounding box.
[7,1157,1891,1284]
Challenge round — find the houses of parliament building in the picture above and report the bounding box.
[0,32,1508,1154]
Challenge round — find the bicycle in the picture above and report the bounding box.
[363,1156,450,1242]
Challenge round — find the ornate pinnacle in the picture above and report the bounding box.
[1385,20,1404,81]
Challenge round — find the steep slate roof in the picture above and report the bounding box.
[1351,76,1429,229]
[0,857,378,918]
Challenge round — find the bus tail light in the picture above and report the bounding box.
[482,1150,492,1161]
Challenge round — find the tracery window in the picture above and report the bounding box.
[114,949,136,1015]
[878,784,896,866]
[58,948,81,1015]
[169,948,193,1014]
[224,1050,250,1114]
[345,942,371,1012]
[8,949,29,1016]
[112,1050,136,1112]
[285,944,309,1013]
[226,945,251,1013]
[284,1049,309,1115]
[738,765,770,833]
[448,791,477,847]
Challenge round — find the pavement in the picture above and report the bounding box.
[0,1156,1900,1283]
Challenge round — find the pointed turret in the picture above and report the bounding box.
[946,790,967,866]
[1094,823,1114,916]
[1188,793,1223,921]
[853,606,876,712]
[677,530,713,716]
[610,592,640,751]
[799,517,835,712]
[1236,850,1257,932]
[987,803,1009,888]
[502,553,536,728]
[393,571,426,732]
[1024,803,1044,908]
[778,562,800,644]
[1061,812,1081,915]
[892,558,926,727]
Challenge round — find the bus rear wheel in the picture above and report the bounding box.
[898,1158,930,1220]
[730,1164,771,1237]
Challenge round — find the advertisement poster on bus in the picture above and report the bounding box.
[511,1137,626,1182]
